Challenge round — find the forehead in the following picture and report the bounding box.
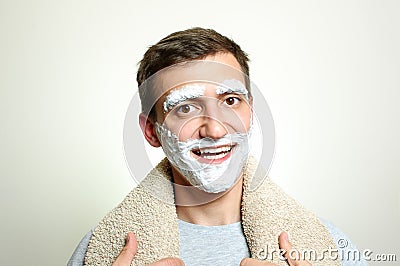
[153,59,246,104]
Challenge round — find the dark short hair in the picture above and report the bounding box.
[137,27,250,119]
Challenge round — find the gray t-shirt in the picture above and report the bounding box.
[67,219,367,266]
[178,219,250,265]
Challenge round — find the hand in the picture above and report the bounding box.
[240,232,312,266]
[112,232,185,266]
[278,232,311,266]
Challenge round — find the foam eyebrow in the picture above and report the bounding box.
[215,79,248,99]
[163,84,205,112]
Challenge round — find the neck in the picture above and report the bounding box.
[172,167,243,226]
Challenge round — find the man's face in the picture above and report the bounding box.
[148,53,252,193]
[155,53,252,142]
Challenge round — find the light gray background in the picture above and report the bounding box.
[1,1,399,265]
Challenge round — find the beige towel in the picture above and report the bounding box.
[85,158,340,265]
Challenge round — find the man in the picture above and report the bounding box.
[68,28,365,266]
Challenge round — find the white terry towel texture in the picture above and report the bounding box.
[85,157,340,266]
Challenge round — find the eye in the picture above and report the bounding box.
[224,97,240,106]
[177,104,195,114]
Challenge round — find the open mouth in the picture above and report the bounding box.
[191,144,235,162]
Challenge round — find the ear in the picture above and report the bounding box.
[139,113,161,147]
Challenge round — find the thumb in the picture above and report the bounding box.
[112,232,138,266]
[279,231,297,265]
[279,232,311,266]
[278,232,292,254]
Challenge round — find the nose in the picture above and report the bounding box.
[199,116,227,140]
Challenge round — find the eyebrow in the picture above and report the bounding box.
[163,84,205,112]
[215,79,248,100]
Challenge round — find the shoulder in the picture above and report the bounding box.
[67,229,93,266]
[320,219,368,266]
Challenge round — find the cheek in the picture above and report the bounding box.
[228,106,252,132]
[242,109,252,130]
[177,122,197,141]
[163,119,196,141]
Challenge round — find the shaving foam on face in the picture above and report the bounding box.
[163,84,205,112]
[155,122,250,193]
[215,79,248,100]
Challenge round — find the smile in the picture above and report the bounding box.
[191,145,235,162]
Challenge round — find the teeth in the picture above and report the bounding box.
[203,152,228,160]
[191,145,235,160]
[199,146,231,155]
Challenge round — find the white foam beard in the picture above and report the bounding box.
[155,123,251,193]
